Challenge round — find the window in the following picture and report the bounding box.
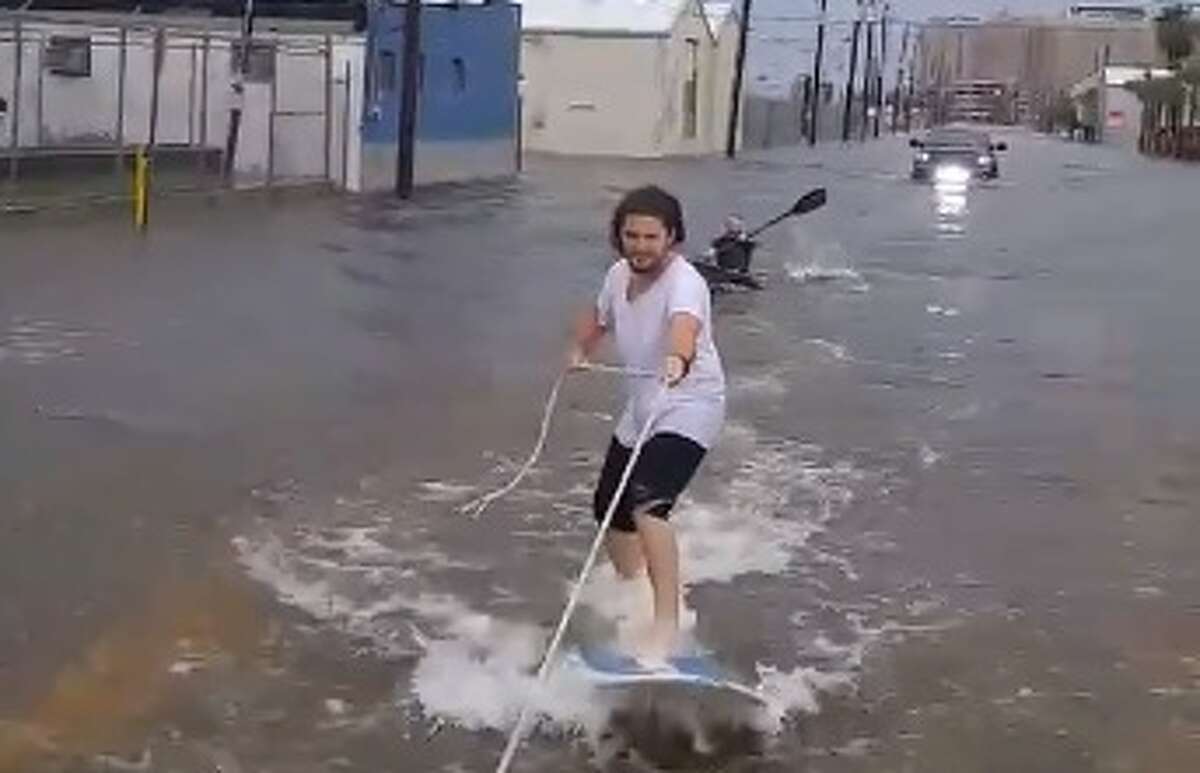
[452,57,467,95]
[231,40,275,83]
[683,38,699,139]
[45,36,91,78]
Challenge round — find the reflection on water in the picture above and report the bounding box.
[0,575,262,773]
[934,177,969,235]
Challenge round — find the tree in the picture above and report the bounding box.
[1126,75,1188,154]
[1156,5,1200,67]
[1183,58,1200,129]
[1051,91,1078,132]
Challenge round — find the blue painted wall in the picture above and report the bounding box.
[364,2,520,145]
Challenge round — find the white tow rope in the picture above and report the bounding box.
[459,363,658,520]
[471,365,666,773]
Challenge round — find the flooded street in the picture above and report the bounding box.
[3,133,1200,772]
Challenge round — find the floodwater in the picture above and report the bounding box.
[2,133,1200,772]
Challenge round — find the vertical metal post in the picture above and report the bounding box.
[200,34,209,147]
[143,27,165,227]
[188,42,197,146]
[36,38,44,146]
[808,0,827,145]
[116,25,127,176]
[267,44,277,186]
[724,0,753,158]
[341,60,350,190]
[9,19,23,187]
[515,92,523,172]
[323,35,333,183]
[148,28,164,150]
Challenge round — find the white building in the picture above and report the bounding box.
[0,11,366,190]
[1069,63,1172,146]
[518,0,741,157]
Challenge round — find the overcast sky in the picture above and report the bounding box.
[755,1,1072,23]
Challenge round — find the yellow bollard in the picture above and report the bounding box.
[132,146,149,231]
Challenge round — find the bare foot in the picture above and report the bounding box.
[634,620,679,668]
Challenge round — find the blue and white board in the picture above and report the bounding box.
[562,646,766,706]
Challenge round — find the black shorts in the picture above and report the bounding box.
[593,432,707,533]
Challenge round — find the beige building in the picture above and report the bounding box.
[917,14,1158,125]
[519,0,740,157]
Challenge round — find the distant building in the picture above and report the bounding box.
[945,80,1014,123]
[1069,63,1172,146]
[1068,5,1150,22]
[917,12,1158,128]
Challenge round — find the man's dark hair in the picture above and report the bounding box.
[609,185,686,252]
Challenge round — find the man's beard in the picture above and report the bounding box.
[627,253,666,274]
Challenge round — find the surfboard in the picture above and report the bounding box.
[561,645,766,706]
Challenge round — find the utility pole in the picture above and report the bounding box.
[906,64,915,132]
[894,21,910,134]
[726,0,753,158]
[842,7,862,142]
[860,2,874,141]
[875,6,887,137]
[396,0,423,197]
[223,0,254,183]
[808,0,828,145]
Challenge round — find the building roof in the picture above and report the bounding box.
[520,0,691,36]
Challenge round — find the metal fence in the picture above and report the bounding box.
[1,13,357,214]
[742,90,857,150]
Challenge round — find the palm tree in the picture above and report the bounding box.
[1126,75,1188,155]
[1182,57,1200,124]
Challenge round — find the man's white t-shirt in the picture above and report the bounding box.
[597,255,726,449]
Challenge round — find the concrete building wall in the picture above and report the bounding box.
[520,33,662,156]
[656,2,718,155]
[520,0,736,157]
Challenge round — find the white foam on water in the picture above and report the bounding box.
[926,304,961,318]
[0,317,94,365]
[417,480,478,502]
[783,234,864,287]
[805,338,852,362]
[232,419,877,756]
[786,263,865,285]
[754,664,838,732]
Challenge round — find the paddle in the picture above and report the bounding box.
[746,187,828,238]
